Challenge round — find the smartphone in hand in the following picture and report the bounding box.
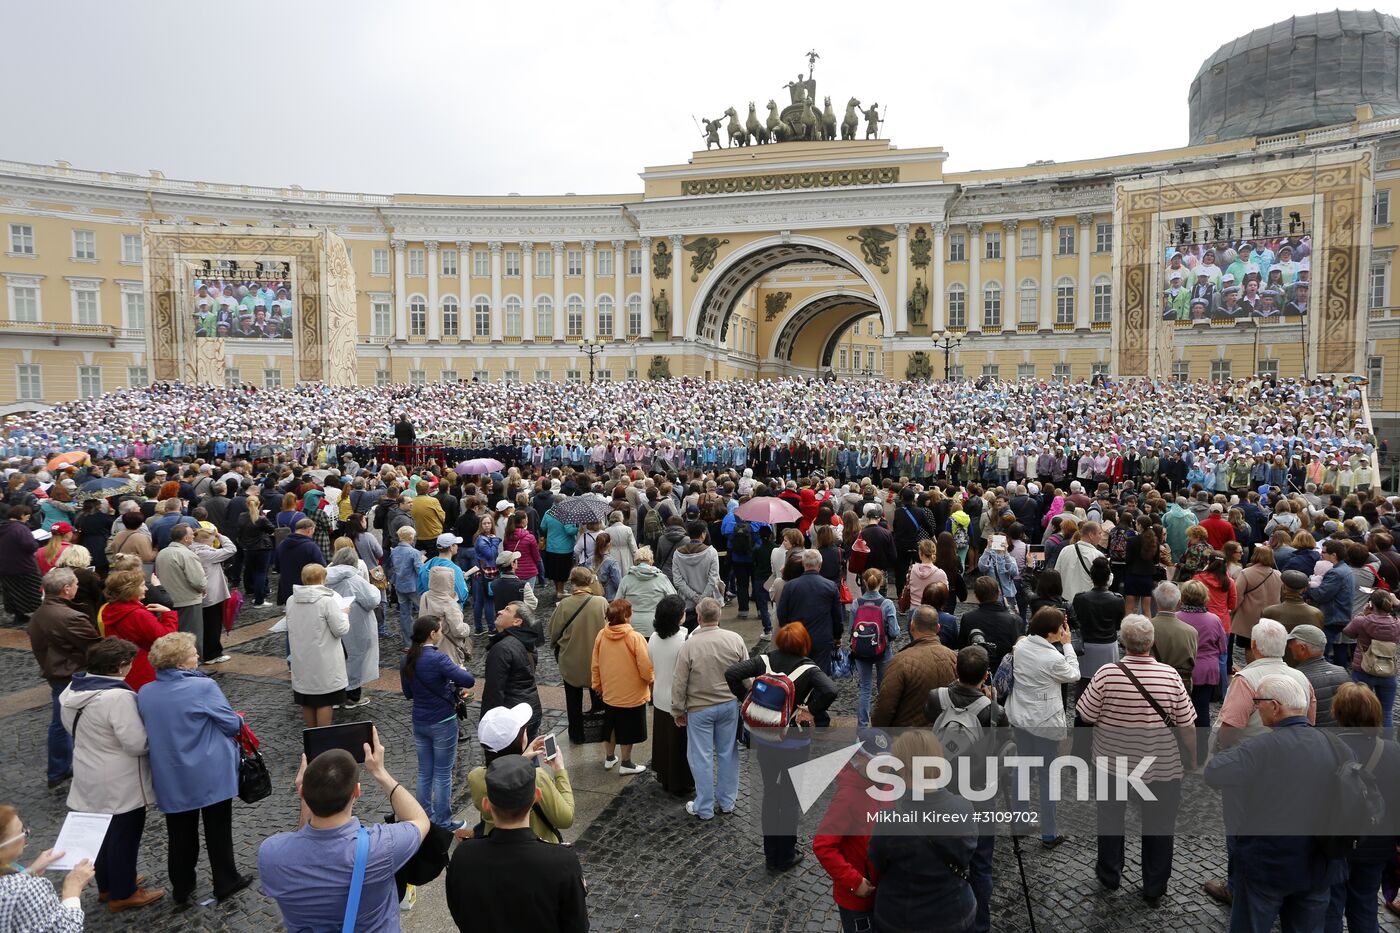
[542,732,559,760]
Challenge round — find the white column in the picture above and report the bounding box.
[391,239,407,340]
[425,241,440,342]
[1076,213,1093,330]
[582,240,596,341]
[454,240,470,344]
[639,236,653,339]
[1003,221,1018,332]
[551,241,565,342]
[611,239,626,341]
[521,242,535,342]
[931,223,947,332]
[489,241,503,342]
[670,235,684,339]
[967,222,982,333]
[1039,217,1054,330]
[895,223,909,334]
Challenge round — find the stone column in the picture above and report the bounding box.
[489,241,503,343]
[967,222,982,333]
[895,223,909,334]
[1076,213,1094,330]
[391,239,407,340]
[1003,221,1018,332]
[1039,218,1054,330]
[521,242,535,342]
[639,236,653,339]
[931,223,947,332]
[551,241,565,342]
[455,240,470,343]
[425,241,440,342]
[582,240,596,341]
[611,239,626,340]
[670,234,684,339]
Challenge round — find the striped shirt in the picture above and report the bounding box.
[1075,654,1196,782]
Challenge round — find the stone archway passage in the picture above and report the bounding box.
[696,243,860,343]
[819,308,883,369]
[772,293,881,362]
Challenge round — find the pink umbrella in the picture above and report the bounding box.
[735,497,802,525]
[455,458,504,476]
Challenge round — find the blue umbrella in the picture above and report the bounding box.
[76,476,141,501]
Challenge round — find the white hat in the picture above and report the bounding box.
[478,702,533,753]
[495,499,514,513]
[435,533,463,548]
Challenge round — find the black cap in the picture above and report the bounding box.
[485,754,536,811]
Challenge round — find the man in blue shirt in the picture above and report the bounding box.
[260,726,429,933]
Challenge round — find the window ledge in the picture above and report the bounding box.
[70,256,97,264]
[5,252,37,259]
[119,259,142,267]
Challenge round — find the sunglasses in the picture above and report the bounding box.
[0,825,28,848]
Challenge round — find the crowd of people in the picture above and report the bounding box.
[0,371,1397,932]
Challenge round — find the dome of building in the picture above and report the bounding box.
[1189,10,1400,145]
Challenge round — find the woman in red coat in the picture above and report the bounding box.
[798,487,820,535]
[99,569,178,691]
[812,734,893,931]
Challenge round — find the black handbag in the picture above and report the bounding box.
[579,710,608,744]
[236,721,273,804]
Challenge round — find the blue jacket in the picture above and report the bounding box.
[776,570,844,650]
[389,543,423,593]
[400,644,475,725]
[276,532,326,605]
[1308,563,1355,629]
[137,668,242,813]
[1204,717,1350,889]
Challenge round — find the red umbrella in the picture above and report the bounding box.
[735,497,802,525]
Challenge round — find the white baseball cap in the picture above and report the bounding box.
[495,499,514,513]
[435,533,463,548]
[478,702,533,753]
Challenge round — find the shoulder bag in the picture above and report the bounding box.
[342,825,370,933]
[1113,661,1190,767]
[551,598,591,661]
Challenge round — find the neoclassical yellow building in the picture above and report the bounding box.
[2,22,1399,443]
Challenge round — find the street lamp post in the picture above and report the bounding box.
[578,340,604,383]
[931,330,963,380]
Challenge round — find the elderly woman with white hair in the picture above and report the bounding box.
[1215,618,1316,750]
[189,526,237,665]
[614,546,677,637]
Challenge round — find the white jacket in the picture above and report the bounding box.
[60,674,155,813]
[1055,541,1110,602]
[1006,635,1080,732]
[287,584,350,695]
[191,535,238,607]
[605,521,639,576]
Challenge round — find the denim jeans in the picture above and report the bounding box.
[1351,671,1397,731]
[1231,875,1331,933]
[413,715,459,826]
[969,834,996,933]
[749,575,772,632]
[471,575,492,631]
[396,590,420,646]
[854,655,887,730]
[1011,728,1060,842]
[1325,859,1385,933]
[243,549,272,602]
[47,679,71,782]
[685,700,739,818]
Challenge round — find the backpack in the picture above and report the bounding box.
[1316,733,1387,858]
[740,656,815,737]
[730,519,753,556]
[643,505,663,545]
[1107,526,1130,563]
[932,687,992,760]
[951,521,969,551]
[850,598,889,660]
[848,535,871,574]
[1360,635,1398,678]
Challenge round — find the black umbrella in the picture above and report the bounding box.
[75,476,141,502]
[546,496,613,525]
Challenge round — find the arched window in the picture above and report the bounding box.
[441,296,459,337]
[626,294,643,336]
[1093,275,1112,323]
[596,295,614,338]
[409,295,427,337]
[982,281,1001,329]
[1055,277,1075,325]
[535,295,553,338]
[473,296,491,337]
[566,295,584,337]
[947,283,967,328]
[1019,277,1038,324]
[504,296,523,338]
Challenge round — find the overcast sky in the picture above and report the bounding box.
[1,1,1357,196]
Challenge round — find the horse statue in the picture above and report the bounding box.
[765,100,793,142]
[746,102,769,145]
[821,96,837,141]
[842,98,860,140]
[799,98,821,140]
[723,107,748,148]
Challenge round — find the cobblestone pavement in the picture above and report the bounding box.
[3,576,1398,932]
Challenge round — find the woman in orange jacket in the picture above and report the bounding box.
[591,598,654,775]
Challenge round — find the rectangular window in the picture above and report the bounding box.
[503,369,521,383]
[409,302,426,337]
[78,365,102,398]
[441,249,458,277]
[535,369,551,382]
[597,249,613,276]
[1056,281,1075,325]
[1172,360,1190,382]
[407,249,425,276]
[566,369,582,383]
[371,249,389,276]
[853,348,862,370]
[949,365,965,381]
[263,368,282,389]
[1262,206,1283,234]
[1367,355,1383,398]
[1053,362,1071,380]
[122,291,145,331]
[596,369,613,382]
[838,347,848,370]
[948,288,966,328]
[1020,227,1037,258]
[1095,222,1113,253]
[1093,281,1112,323]
[628,248,642,276]
[474,250,489,277]
[1370,263,1388,309]
[375,368,391,387]
[1091,362,1110,378]
[981,364,999,379]
[1019,281,1037,324]
[409,369,426,386]
[121,234,142,264]
[73,289,99,325]
[16,363,41,399]
[371,300,391,337]
[440,369,457,383]
[11,285,39,322]
[535,249,552,278]
[1257,358,1280,379]
[983,287,1001,328]
[1376,190,1392,226]
[948,234,965,262]
[9,224,34,255]
[225,366,240,388]
[1057,225,1075,255]
[443,302,459,337]
[72,230,96,261]
[567,250,583,276]
[984,232,1001,260]
[1017,363,1035,380]
[1210,359,1232,382]
[504,250,521,277]
[626,368,637,381]
[127,366,147,387]
[474,302,491,338]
